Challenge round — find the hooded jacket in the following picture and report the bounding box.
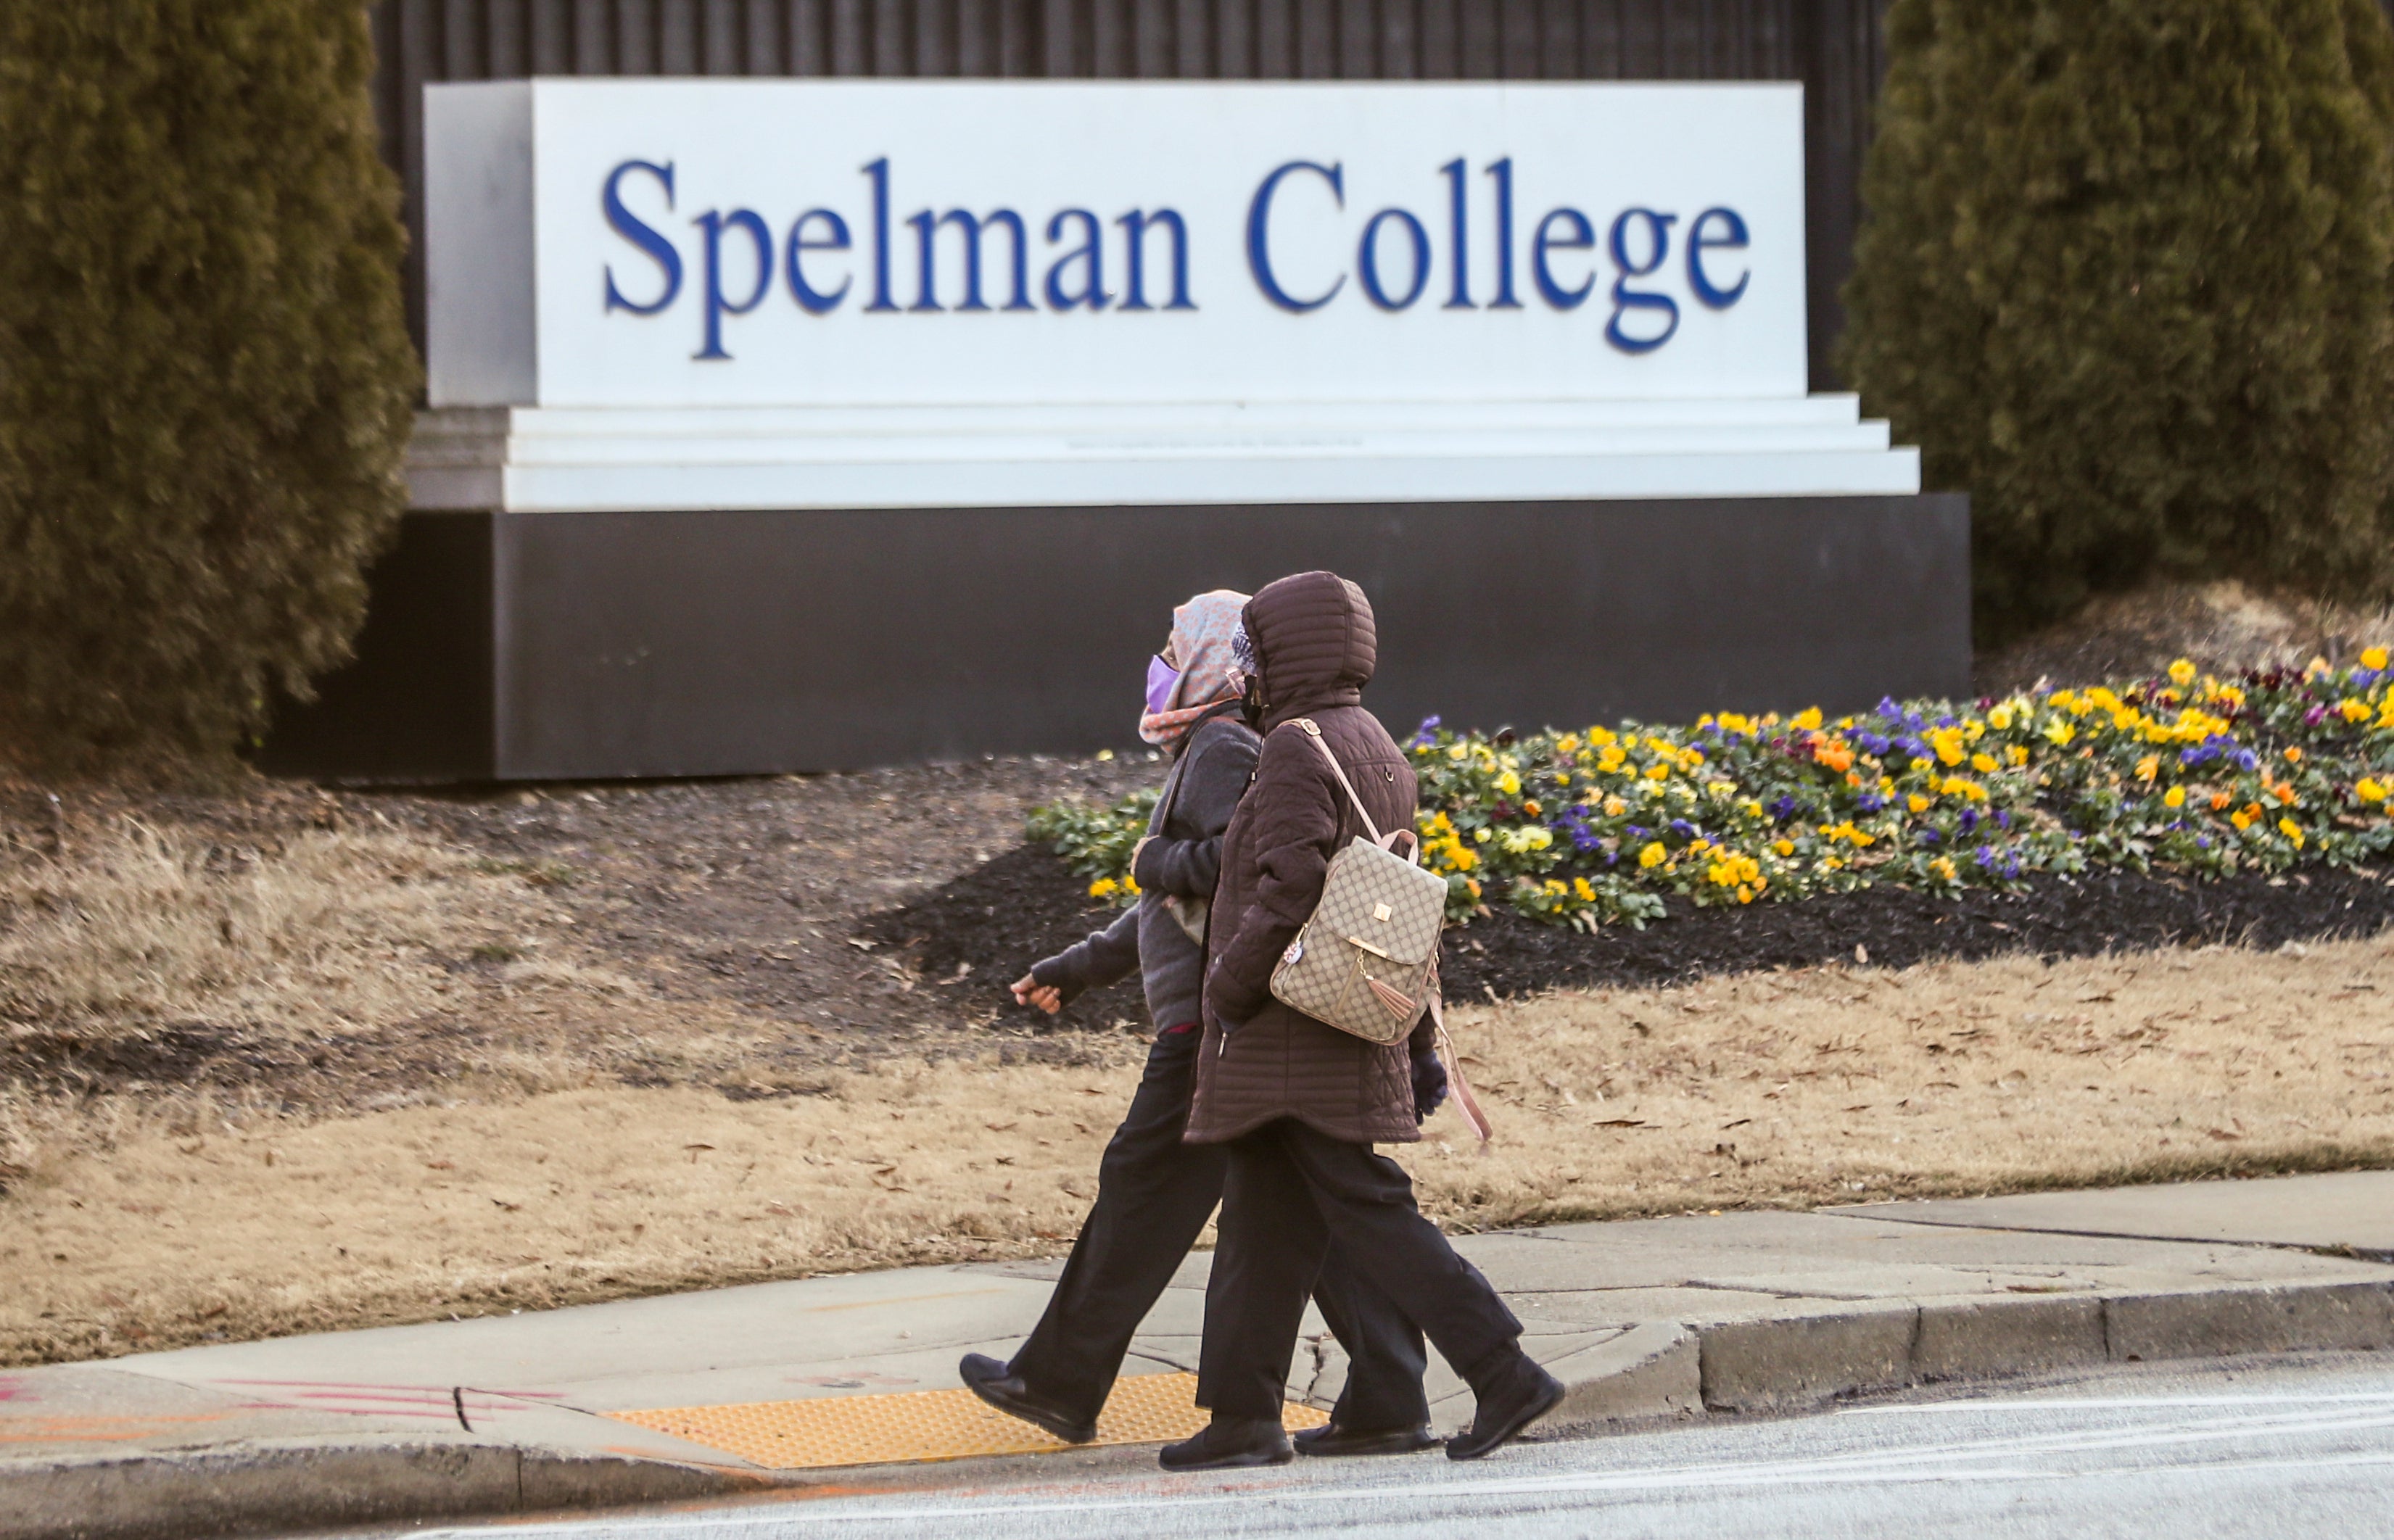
[1185,571,1430,1146]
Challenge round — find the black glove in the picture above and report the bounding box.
[1411,1041,1449,1123]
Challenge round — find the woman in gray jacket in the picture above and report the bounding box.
[963,590,1436,1457]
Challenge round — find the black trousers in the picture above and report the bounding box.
[1197,1117,1525,1423]
[1008,1028,1429,1431]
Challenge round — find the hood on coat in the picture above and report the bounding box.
[1242,571,1377,730]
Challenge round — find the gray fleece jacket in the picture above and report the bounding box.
[1030,711,1260,1030]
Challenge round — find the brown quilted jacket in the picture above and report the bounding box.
[1186,571,1432,1146]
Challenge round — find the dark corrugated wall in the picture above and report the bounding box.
[369,0,1887,389]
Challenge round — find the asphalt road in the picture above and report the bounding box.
[404,1354,2394,1540]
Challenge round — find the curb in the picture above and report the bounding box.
[0,1442,786,1540]
[8,1277,2393,1539]
[1553,1278,2394,1425]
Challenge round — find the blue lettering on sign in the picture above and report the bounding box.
[784,209,851,315]
[693,209,772,360]
[1118,210,1194,312]
[1483,158,1521,310]
[1246,160,1345,313]
[1687,206,1751,309]
[1606,208,1681,355]
[1358,207,1430,311]
[1044,209,1110,310]
[593,157,1751,356]
[602,160,682,315]
[1438,158,1473,310]
[1530,207,1596,310]
[909,207,1033,312]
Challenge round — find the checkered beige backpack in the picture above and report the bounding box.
[1268,719,1491,1141]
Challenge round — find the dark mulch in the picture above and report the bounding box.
[1436,862,2394,1000]
[860,844,1147,1032]
[867,845,2394,1015]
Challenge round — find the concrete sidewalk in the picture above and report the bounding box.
[7,1170,2394,1540]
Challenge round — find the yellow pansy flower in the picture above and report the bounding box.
[2162,786,2185,808]
[2364,646,2390,671]
[1638,842,1667,869]
[2168,658,2196,686]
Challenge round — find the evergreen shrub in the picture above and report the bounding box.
[0,0,418,767]
[1841,0,2394,640]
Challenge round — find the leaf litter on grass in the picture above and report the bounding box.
[3,930,2390,1366]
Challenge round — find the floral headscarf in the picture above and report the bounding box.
[1139,589,1249,750]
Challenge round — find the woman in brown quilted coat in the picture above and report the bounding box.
[1161,571,1564,1472]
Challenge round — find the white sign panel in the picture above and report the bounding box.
[427,80,1807,410]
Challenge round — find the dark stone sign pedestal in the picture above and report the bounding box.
[262,494,1969,784]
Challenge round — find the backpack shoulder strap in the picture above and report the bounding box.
[1287,717,1383,845]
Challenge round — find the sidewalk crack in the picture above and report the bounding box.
[1300,1334,1332,1406]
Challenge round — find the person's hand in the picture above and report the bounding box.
[1011,972,1062,1015]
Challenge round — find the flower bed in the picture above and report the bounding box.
[1031,654,2394,931]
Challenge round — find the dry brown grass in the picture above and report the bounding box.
[4,931,2392,1367]
[1977,576,2394,695]
[1417,930,2394,1224]
[0,816,526,1042]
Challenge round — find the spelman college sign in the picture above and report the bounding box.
[433,80,1806,408]
[268,81,1955,785]
[416,80,1915,509]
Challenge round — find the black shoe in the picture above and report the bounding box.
[1446,1361,1565,1461]
[1292,1420,1440,1457]
[959,1352,1097,1444]
[1158,1416,1295,1471]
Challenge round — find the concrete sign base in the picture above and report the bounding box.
[261,494,1968,785]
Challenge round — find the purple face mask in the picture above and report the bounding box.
[1145,654,1181,716]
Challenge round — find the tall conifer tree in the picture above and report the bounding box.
[0,1,417,766]
[1842,0,2394,638]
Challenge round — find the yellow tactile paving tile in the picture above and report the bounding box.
[606,1372,1328,1470]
